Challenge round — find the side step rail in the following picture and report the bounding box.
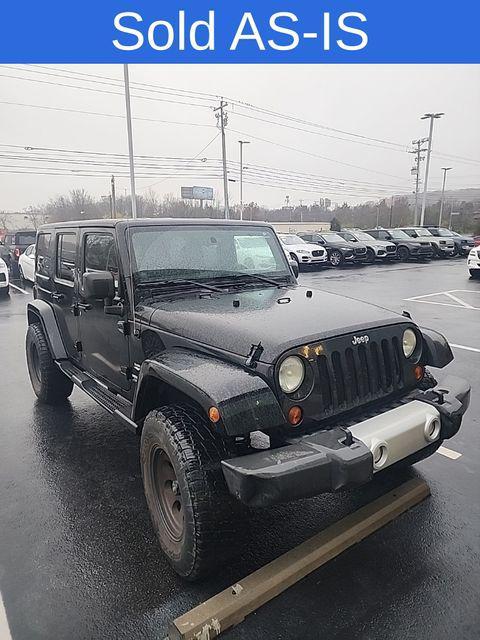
[57,361,137,431]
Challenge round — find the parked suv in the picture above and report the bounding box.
[25,219,470,580]
[423,227,474,257]
[277,233,328,267]
[338,230,397,262]
[365,229,434,262]
[1,230,37,272]
[398,227,455,258]
[297,231,367,266]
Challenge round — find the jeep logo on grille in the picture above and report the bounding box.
[352,335,370,345]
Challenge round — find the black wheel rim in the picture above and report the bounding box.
[30,343,41,385]
[150,446,184,543]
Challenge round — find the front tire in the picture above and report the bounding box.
[330,250,343,267]
[0,286,9,297]
[140,404,242,580]
[397,246,410,262]
[470,269,480,279]
[26,323,74,403]
[366,248,375,263]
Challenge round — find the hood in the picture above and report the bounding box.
[146,285,405,363]
[283,242,324,253]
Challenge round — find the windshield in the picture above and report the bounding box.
[437,228,454,237]
[340,232,356,241]
[279,234,304,246]
[129,225,290,284]
[413,228,432,237]
[16,232,36,245]
[389,230,410,240]
[321,233,345,243]
[353,231,374,242]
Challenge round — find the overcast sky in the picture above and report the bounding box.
[1,64,479,211]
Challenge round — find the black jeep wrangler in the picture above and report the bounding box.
[25,219,470,580]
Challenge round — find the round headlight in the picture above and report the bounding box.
[402,328,417,358]
[279,356,305,394]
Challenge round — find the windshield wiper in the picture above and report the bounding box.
[137,279,223,293]
[217,273,288,288]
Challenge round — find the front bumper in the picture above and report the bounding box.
[300,255,328,264]
[222,375,470,507]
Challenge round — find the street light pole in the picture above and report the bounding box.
[238,140,250,220]
[123,64,137,219]
[420,112,444,226]
[438,167,452,226]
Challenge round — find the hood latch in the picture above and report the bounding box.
[245,342,264,369]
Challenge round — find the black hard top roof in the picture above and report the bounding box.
[40,217,273,231]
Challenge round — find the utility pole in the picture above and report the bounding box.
[409,138,428,225]
[420,112,444,226]
[389,196,394,227]
[214,100,230,219]
[123,64,137,219]
[110,175,116,219]
[238,140,250,221]
[439,167,452,226]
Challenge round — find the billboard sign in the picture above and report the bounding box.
[181,186,214,201]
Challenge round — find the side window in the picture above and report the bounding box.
[84,233,118,274]
[56,233,76,282]
[36,233,52,278]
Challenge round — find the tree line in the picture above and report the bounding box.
[3,188,479,234]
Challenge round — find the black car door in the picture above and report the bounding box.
[77,229,131,392]
[51,230,81,362]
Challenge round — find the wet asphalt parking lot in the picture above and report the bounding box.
[0,258,479,640]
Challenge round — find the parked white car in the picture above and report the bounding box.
[0,257,9,296]
[278,233,328,266]
[467,247,480,279]
[18,244,35,283]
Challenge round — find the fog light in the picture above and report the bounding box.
[424,417,441,442]
[414,365,424,381]
[373,444,388,469]
[208,406,221,423]
[288,405,303,426]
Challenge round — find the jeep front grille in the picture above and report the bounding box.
[316,336,404,415]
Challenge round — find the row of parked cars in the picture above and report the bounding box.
[277,225,477,269]
[0,224,479,298]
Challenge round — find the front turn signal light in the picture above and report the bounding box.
[414,365,424,381]
[208,406,221,423]
[288,405,303,426]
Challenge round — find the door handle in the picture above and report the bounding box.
[51,292,64,301]
[77,302,92,311]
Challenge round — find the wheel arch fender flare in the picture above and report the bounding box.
[420,326,454,368]
[27,300,67,360]
[133,349,285,436]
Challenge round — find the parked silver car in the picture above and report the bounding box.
[339,230,397,262]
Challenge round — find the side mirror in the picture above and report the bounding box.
[289,259,299,278]
[83,271,114,300]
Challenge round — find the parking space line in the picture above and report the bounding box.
[443,292,475,309]
[0,593,12,640]
[9,282,29,295]
[450,343,480,353]
[437,446,462,460]
[404,289,480,310]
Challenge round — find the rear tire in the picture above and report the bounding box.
[397,246,410,262]
[0,286,9,297]
[26,323,74,403]
[140,404,243,581]
[470,269,480,279]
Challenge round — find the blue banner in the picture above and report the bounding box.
[1,0,479,63]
